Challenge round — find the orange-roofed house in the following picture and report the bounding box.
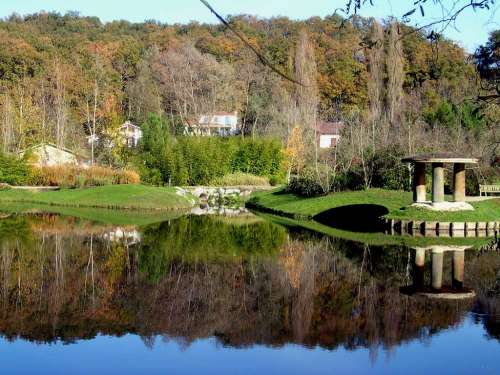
[316,121,344,149]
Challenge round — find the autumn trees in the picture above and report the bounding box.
[473,30,499,165]
[153,44,237,128]
[474,30,499,121]
[126,48,162,125]
[0,12,365,155]
[0,11,495,188]
[0,59,77,153]
[286,16,497,196]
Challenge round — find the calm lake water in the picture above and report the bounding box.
[0,212,498,375]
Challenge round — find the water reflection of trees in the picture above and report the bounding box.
[468,251,500,341]
[0,214,498,353]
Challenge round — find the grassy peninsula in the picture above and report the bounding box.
[0,185,195,212]
[248,188,500,222]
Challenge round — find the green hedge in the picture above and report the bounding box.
[137,115,284,186]
[0,153,31,186]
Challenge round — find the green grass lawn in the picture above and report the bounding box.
[0,185,196,212]
[248,188,500,222]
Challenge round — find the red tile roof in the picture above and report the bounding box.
[316,121,344,135]
[211,111,237,116]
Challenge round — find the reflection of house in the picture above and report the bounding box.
[185,112,239,136]
[87,121,143,148]
[20,143,88,167]
[316,122,343,149]
[103,228,141,246]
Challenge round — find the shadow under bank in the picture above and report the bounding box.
[260,212,496,249]
[313,204,389,233]
[0,213,498,350]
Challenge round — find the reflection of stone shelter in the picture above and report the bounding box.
[402,153,478,211]
[405,246,475,300]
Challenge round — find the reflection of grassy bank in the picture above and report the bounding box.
[0,202,186,226]
[248,188,499,222]
[260,213,492,248]
[139,216,286,282]
[0,215,32,241]
[211,214,264,226]
[0,185,195,211]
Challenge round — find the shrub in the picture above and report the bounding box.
[269,175,281,186]
[287,168,327,197]
[287,145,410,197]
[0,153,31,185]
[371,145,410,190]
[332,169,365,191]
[210,173,270,186]
[29,165,140,188]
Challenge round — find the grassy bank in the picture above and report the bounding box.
[0,185,196,212]
[248,188,500,222]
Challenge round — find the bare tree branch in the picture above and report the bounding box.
[199,0,306,86]
[340,0,497,34]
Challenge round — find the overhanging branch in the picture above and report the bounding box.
[199,0,306,86]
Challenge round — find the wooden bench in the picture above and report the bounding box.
[479,184,500,196]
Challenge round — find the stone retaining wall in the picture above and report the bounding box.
[385,218,499,238]
[181,186,273,200]
[0,183,60,192]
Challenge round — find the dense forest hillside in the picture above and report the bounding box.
[0,12,496,181]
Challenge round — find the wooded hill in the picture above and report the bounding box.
[0,12,494,156]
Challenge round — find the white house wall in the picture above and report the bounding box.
[319,135,340,149]
[29,145,79,167]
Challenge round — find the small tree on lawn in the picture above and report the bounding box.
[285,126,305,183]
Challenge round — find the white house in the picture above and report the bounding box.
[185,111,239,136]
[119,121,143,147]
[20,143,88,167]
[87,121,143,148]
[316,122,344,149]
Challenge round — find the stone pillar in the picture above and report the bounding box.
[413,163,426,203]
[452,250,465,289]
[431,248,444,291]
[453,163,466,202]
[415,248,426,267]
[414,248,426,291]
[432,163,445,204]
